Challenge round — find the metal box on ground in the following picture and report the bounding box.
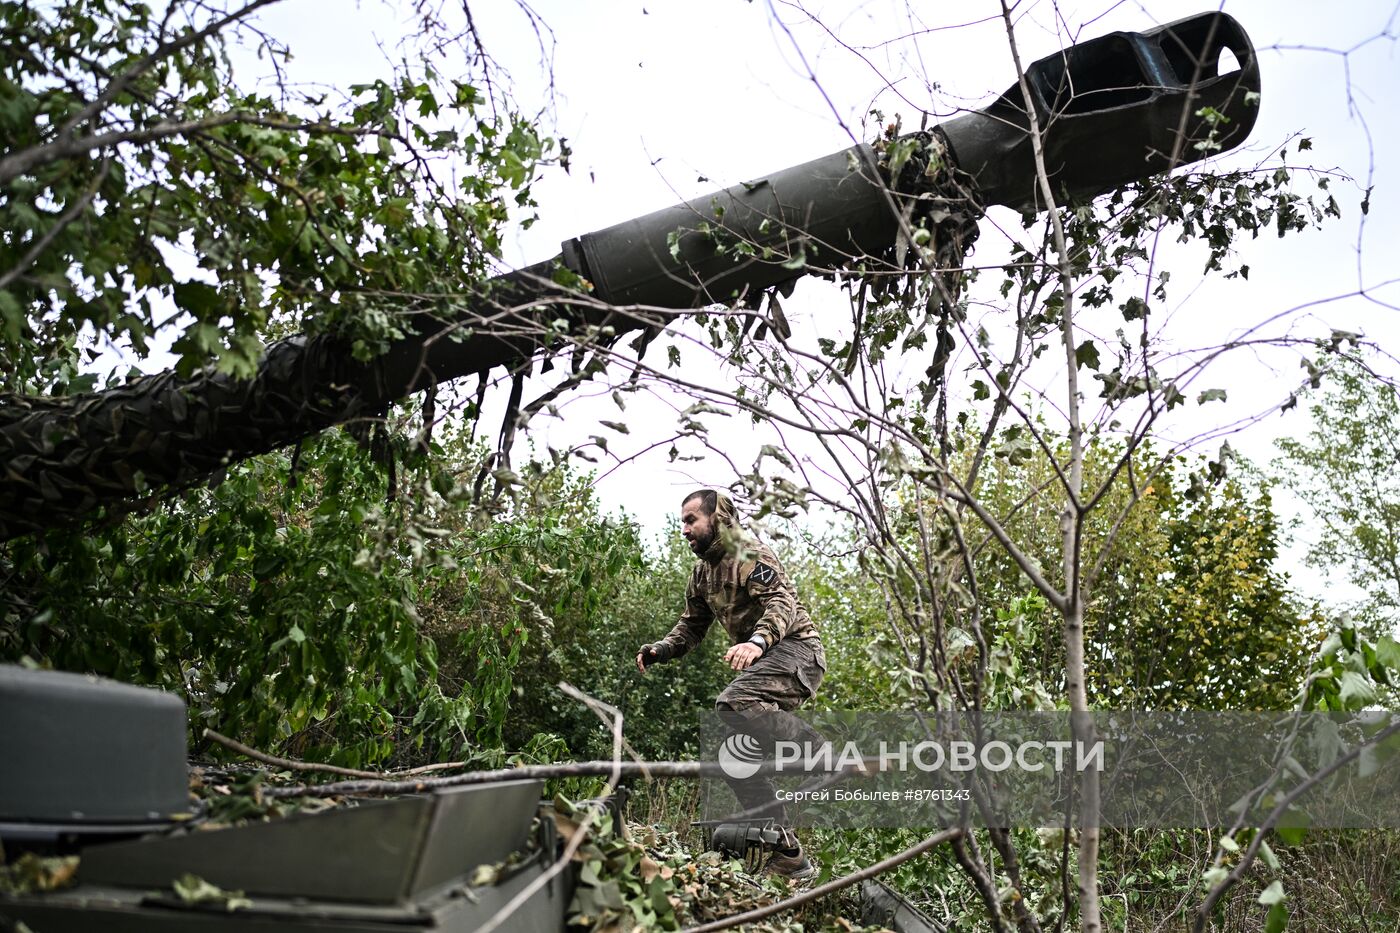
[0,664,189,826]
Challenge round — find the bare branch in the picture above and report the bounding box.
[1192,717,1400,932]
[203,728,384,780]
[0,112,383,186]
[681,828,963,933]
[475,682,628,933]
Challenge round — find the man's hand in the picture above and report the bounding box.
[724,642,763,671]
[636,644,663,673]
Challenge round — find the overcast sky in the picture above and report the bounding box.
[230,0,1399,602]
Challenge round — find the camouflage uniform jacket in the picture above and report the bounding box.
[656,497,818,661]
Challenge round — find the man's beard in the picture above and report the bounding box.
[688,529,714,555]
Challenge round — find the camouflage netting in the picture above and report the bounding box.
[0,140,983,543]
[0,275,583,542]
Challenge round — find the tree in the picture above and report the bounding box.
[1275,356,1400,634]
[0,0,578,539]
[578,5,1351,928]
[963,440,1323,710]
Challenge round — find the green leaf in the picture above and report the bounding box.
[1258,880,1285,905]
[1264,900,1289,933]
[1075,340,1100,371]
[173,281,221,318]
[1375,636,1400,672]
[1338,670,1377,709]
[1218,834,1240,853]
[758,445,793,468]
[781,243,807,270]
[0,290,23,343]
[1197,388,1227,404]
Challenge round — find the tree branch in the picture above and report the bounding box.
[681,828,963,933]
[0,112,381,187]
[263,759,729,799]
[1191,716,1400,932]
[55,0,287,140]
[0,159,110,291]
[203,728,384,780]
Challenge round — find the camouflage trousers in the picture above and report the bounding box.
[714,636,826,839]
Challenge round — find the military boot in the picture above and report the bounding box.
[767,840,817,879]
[763,843,816,882]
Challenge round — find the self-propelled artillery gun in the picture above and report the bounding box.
[1,13,1259,931]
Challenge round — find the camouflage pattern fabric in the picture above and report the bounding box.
[649,492,827,839]
[653,493,819,659]
[715,636,828,831]
[715,635,827,718]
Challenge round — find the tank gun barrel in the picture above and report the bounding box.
[0,12,1261,541]
[552,11,1259,310]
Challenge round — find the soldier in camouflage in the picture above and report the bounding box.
[636,488,826,880]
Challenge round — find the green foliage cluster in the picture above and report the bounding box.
[0,423,743,775]
[0,0,559,393]
[0,429,652,768]
[506,519,733,762]
[5,429,442,767]
[1186,618,1400,933]
[970,446,1321,709]
[1275,358,1400,635]
[1095,828,1396,933]
[810,438,1324,713]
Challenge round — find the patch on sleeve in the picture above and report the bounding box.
[747,562,778,586]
